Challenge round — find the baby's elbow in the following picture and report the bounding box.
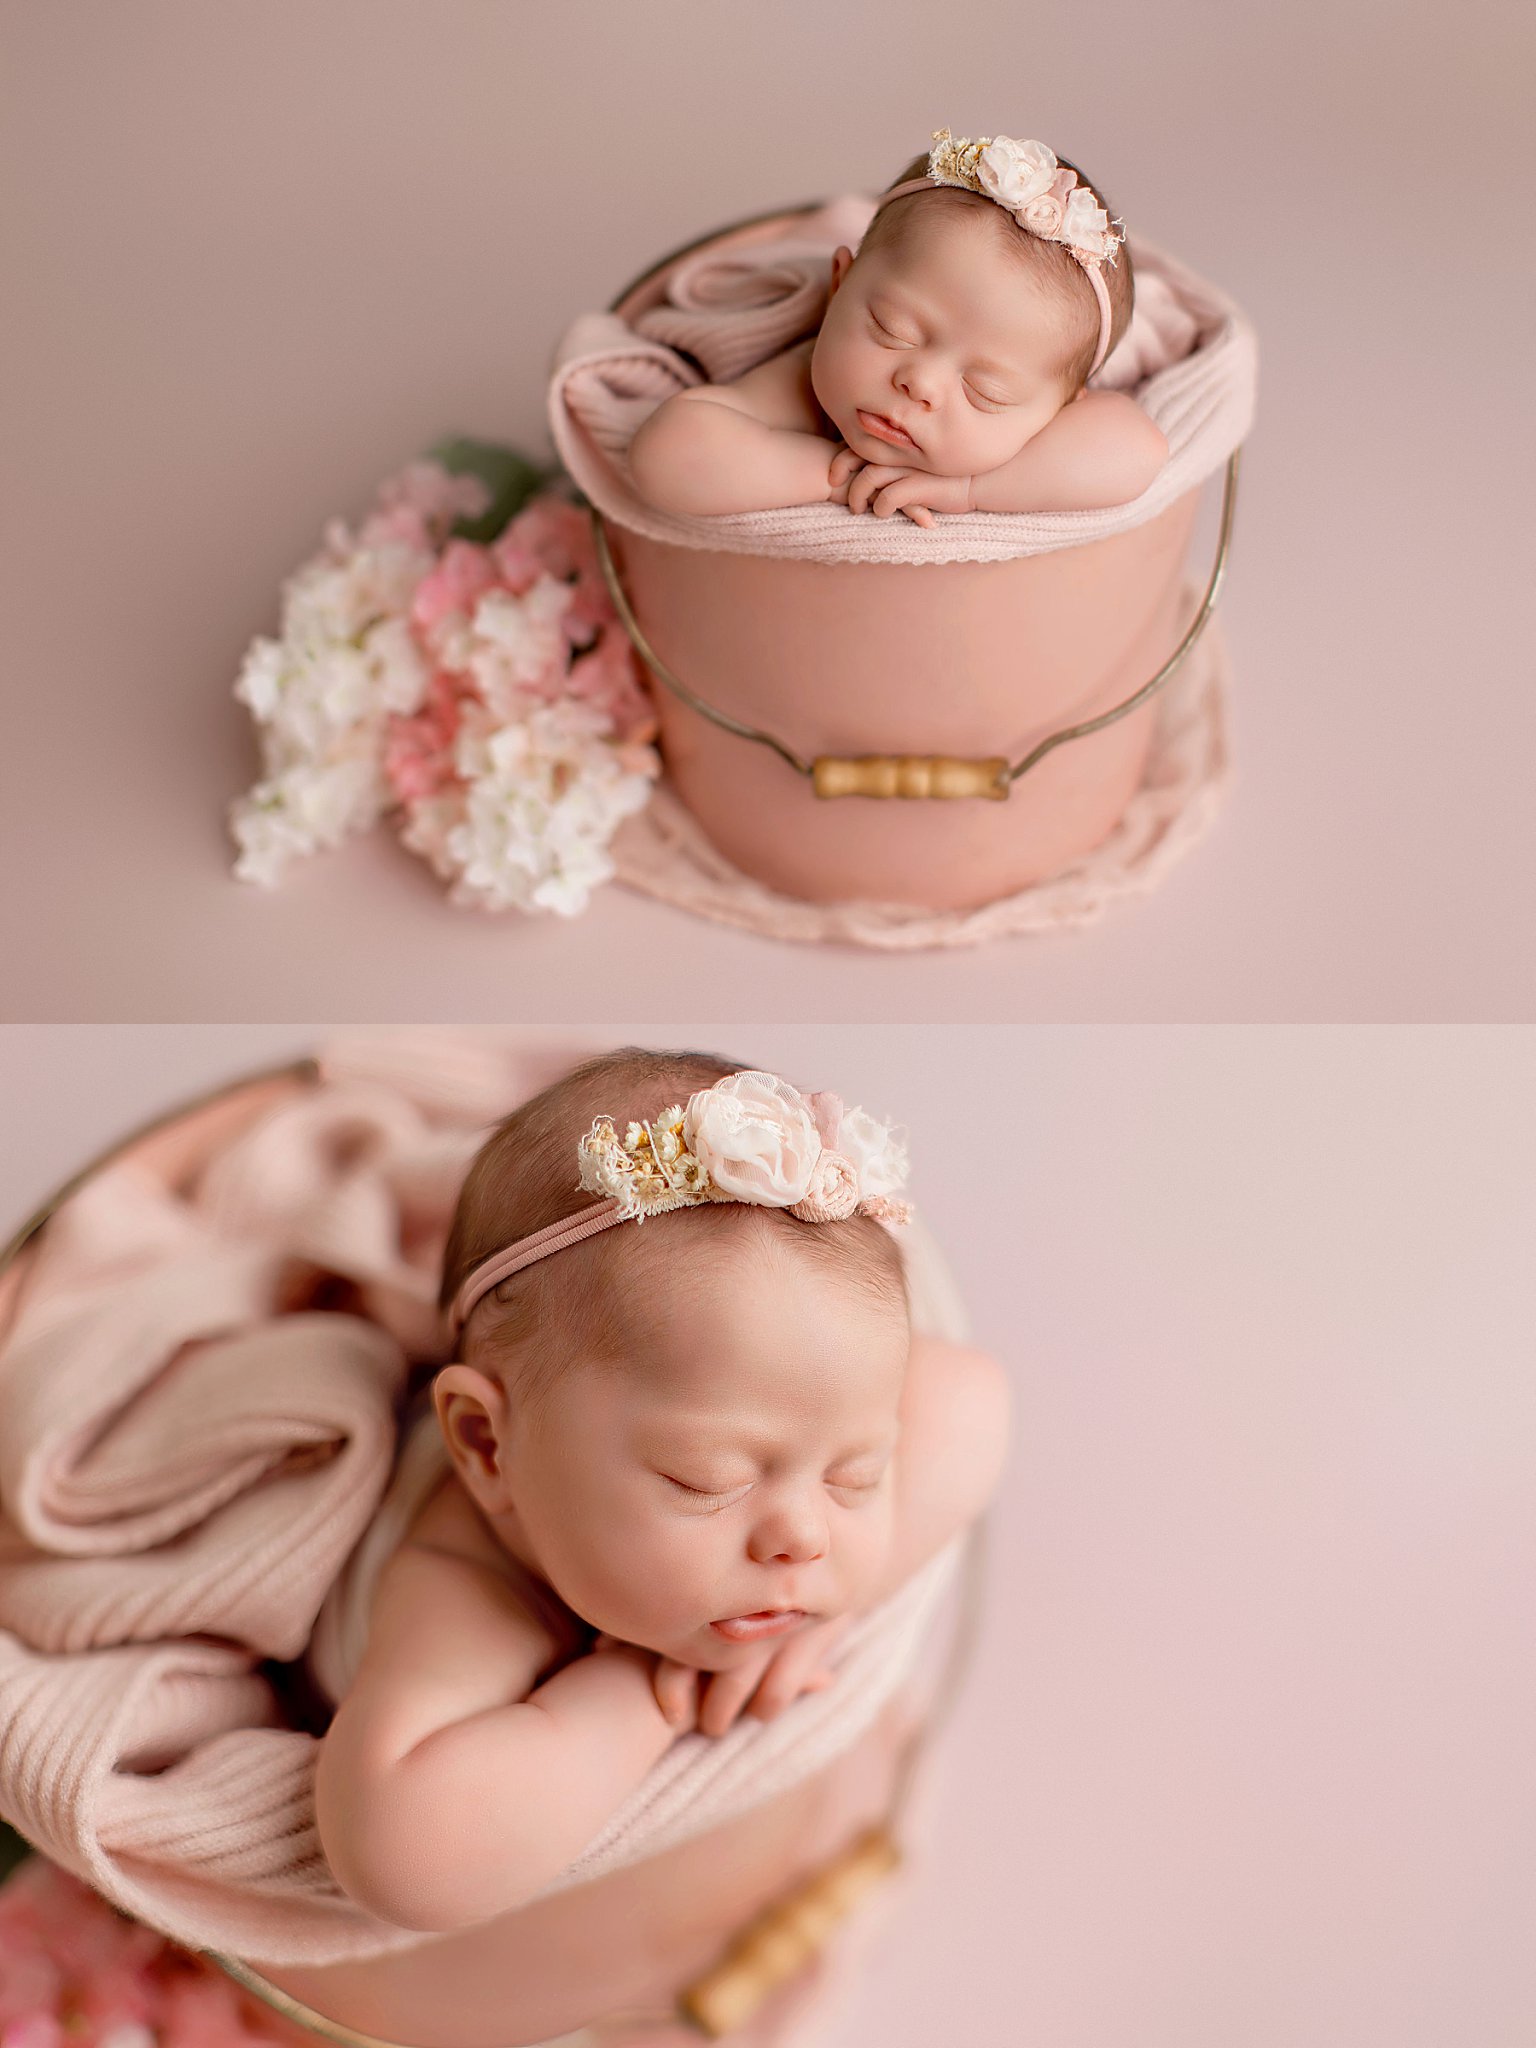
[320,1808,511,1935]
[626,395,728,516]
[315,1732,485,1934]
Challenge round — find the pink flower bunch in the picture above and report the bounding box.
[0,1856,309,2048]
[230,461,662,915]
[377,490,660,915]
[386,493,655,802]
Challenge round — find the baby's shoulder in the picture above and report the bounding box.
[875,1335,1010,1599]
[899,1334,1010,1483]
[1063,387,1169,496]
[338,1478,577,1750]
[681,336,823,435]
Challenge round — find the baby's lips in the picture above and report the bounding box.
[709,1608,811,1643]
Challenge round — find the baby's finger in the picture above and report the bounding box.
[848,465,902,517]
[827,447,861,488]
[872,478,924,520]
[653,1658,699,1731]
[699,1657,769,1738]
[901,504,935,528]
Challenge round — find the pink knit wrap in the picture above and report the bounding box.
[0,1037,970,1965]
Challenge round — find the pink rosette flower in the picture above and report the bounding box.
[790,1150,861,1223]
[1020,169,1076,239]
[684,1072,822,1206]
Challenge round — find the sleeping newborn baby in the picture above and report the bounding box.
[314,1047,1008,1935]
[629,127,1169,526]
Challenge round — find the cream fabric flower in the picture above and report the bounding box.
[1063,185,1115,260]
[976,136,1058,212]
[836,1107,910,1201]
[684,1071,821,1206]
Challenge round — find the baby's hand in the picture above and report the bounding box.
[669,1618,850,1740]
[830,451,973,528]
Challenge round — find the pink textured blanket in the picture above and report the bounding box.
[549,196,1256,564]
[0,1037,971,1965]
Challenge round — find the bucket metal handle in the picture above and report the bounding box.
[593,445,1241,801]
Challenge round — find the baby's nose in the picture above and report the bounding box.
[747,1498,828,1566]
[893,357,938,408]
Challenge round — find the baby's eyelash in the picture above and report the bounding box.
[662,1473,748,1503]
[827,1471,885,1496]
[869,315,912,346]
[965,385,1009,411]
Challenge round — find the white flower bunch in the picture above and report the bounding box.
[404,697,656,918]
[228,465,488,888]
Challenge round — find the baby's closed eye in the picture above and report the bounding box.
[661,1472,752,1508]
[868,312,915,348]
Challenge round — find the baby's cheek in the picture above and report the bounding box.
[839,1497,896,1603]
[595,1521,715,1633]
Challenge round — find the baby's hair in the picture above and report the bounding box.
[440,1046,910,1404]
[860,148,1135,399]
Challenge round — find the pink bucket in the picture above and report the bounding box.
[595,208,1244,913]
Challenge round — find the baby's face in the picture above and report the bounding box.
[811,212,1070,480]
[493,1236,909,1671]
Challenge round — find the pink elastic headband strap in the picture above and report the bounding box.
[872,177,1114,378]
[446,1198,622,1345]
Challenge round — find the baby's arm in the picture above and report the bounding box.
[878,1332,1011,1594]
[836,391,1168,523]
[627,343,841,517]
[968,390,1168,513]
[314,1543,681,1934]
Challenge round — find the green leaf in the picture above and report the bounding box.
[0,1817,33,1882]
[428,437,553,544]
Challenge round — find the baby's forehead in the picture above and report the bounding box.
[855,219,1055,355]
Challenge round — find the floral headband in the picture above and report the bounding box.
[446,1070,912,1341]
[872,128,1126,377]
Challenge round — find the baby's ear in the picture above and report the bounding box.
[433,1362,513,1506]
[828,245,855,296]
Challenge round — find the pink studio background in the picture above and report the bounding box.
[2,1,1534,1023]
[2,1025,1532,2047]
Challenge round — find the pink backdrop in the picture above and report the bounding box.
[1,1,1533,1020]
[2,1026,1532,2046]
